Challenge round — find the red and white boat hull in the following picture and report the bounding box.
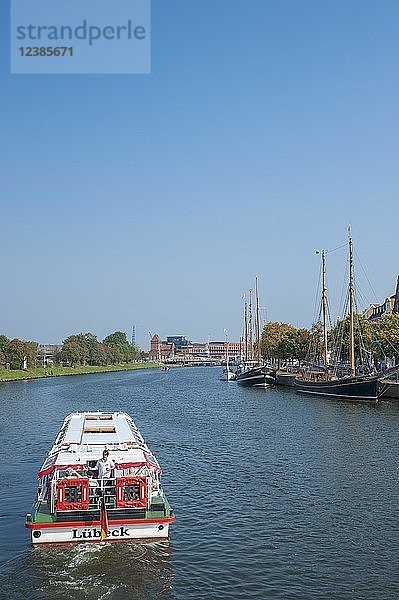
[27,518,173,545]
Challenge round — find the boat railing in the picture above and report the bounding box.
[53,477,118,511]
[88,477,117,508]
[52,473,152,513]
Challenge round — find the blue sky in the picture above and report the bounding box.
[0,0,398,348]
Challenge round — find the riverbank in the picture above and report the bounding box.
[0,362,160,382]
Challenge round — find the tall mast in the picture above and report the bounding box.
[249,290,254,360]
[244,297,248,362]
[255,276,262,366]
[321,251,329,372]
[240,294,245,362]
[348,226,355,377]
[224,328,229,371]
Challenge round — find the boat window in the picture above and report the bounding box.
[124,483,140,501]
[65,485,82,503]
[85,415,112,420]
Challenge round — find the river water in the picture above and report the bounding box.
[0,367,398,599]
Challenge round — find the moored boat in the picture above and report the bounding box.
[379,367,399,399]
[276,371,297,387]
[295,229,383,401]
[236,277,276,388]
[235,363,276,387]
[220,328,236,381]
[381,380,399,399]
[296,373,381,400]
[25,411,175,544]
[220,367,236,381]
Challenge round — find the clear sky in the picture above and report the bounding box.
[1,0,398,349]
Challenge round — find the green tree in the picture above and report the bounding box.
[297,328,312,360]
[105,345,124,365]
[277,328,300,359]
[83,333,101,365]
[103,331,133,363]
[307,322,324,363]
[103,331,129,346]
[262,322,302,361]
[8,339,27,369]
[6,339,37,369]
[0,335,9,360]
[371,314,399,361]
[61,334,90,366]
[261,322,315,364]
[53,348,62,365]
[130,344,142,361]
[90,342,108,366]
[261,322,286,358]
[0,349,5,367]
[61,339,83,366]
[330,315,373,363]
[25,341,38,368]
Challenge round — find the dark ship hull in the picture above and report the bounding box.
[295,375,381,400]
[236,366,276,387]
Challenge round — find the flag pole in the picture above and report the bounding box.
[100,485,108,541]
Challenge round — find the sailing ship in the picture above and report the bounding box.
[236,277,276,387]
[220,328,236,381]
[295,229,381,401]
[26,412,175,544]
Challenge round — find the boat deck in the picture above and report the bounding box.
[32,501,54,524]
[31,493,172,525]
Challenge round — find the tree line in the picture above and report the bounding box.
[0,331,145,370]
[0,336,38,370]
[261,314,399,364]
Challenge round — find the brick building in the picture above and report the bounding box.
[148,335,175,360]
[180,343,208,357]
[148,333,244,360]
[208,341,244,359]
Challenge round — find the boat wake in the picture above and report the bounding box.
[0,541,175,599]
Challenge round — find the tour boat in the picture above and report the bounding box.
[25,412,175,545]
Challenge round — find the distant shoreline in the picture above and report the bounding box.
[0,362,160,383]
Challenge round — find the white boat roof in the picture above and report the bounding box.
[39,412,161,475]
[61,412,141,446]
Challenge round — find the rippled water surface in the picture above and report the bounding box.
[0,367,399,599]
